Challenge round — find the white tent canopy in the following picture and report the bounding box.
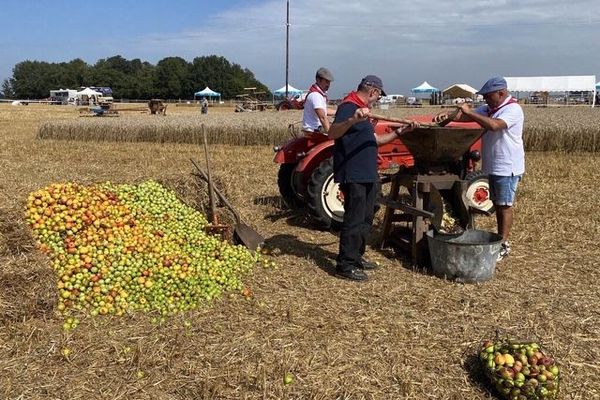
[194,87,221,97]
[411,81,440,93]
[442,83,477,98]
[505,76,596,92]
[273,84,303,96]
[505,75,596,107]
[76,87,103,104]
[76,87,102,97]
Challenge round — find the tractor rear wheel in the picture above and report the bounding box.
[277,163,303,209]
[464,170,495,214]
[307,158,344,229]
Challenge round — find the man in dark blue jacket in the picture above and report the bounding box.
[328,75,418,281]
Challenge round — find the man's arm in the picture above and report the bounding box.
[315,108,330,132]
[327,107,369,139]
[375,121,419,145]
[457,104,507,131]
[434,104,507,131]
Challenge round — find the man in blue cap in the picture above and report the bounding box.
[328,75,419,280]
[434,76,524,261]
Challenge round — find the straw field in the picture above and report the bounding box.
[1,104,599,399]
[37,105,600,151]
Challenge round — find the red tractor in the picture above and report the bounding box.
[274,115,493,228]
[276,92,308,111]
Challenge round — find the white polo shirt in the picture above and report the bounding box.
[475,96,525,176]
[302,91,327,132]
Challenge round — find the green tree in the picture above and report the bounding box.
[154,57,192,99]
[189,55,269,99]
[5,55,269,100]
[11,61,51,98]
[1,78,14,98]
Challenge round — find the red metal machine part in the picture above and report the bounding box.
[274,115,492,229]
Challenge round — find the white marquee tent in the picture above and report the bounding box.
[77,87,103,97]
[505,75,596,106]
[442,83,478,99]
[76,87,103,104]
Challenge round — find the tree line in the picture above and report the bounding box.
[1,55,270,100]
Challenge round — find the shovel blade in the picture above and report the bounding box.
[233,223,265,251]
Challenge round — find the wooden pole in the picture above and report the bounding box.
[285,0,290,99]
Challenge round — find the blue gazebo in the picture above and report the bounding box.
[273,84,303,98]
[194,87,221,102]
[411,81,440,94]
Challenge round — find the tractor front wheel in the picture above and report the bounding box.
[277,163,303,209]
[464,171,495,214]
[307,158,344,229]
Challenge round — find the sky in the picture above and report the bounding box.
[1,0,599,98]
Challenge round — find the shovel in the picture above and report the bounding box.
[191,158,265,251]
[202,125,232,239]
[426,185,464,236]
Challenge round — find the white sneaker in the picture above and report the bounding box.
[497,241,511,262]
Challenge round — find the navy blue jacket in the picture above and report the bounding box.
[333,102,378,183]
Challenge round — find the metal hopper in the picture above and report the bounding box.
[377,119,488,266]
[399,125,485,165]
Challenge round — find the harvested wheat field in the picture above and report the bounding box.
[1,104,599,399]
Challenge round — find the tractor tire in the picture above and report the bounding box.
[277,101,291,111]
[464,170,495,214]
[278,163,303,209]
[306,158,344,229]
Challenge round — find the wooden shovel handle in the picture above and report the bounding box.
[368,113,438,128]
[201,125,218,224]
[191,159,242,224]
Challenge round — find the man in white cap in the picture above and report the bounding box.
[301,67,336,135]
[434,76,524,261]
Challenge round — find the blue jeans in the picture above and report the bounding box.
[488,174,522,206]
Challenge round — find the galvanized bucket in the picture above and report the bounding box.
[426,229,503,283]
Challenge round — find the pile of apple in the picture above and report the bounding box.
[25,180,262,324]
[479,338,560,399]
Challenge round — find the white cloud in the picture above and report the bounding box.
[130,0,600,96]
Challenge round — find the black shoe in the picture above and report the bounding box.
[335,269,368,281]
[357,259,379,270]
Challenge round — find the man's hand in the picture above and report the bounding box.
[433,106,465,124]
[354,107,370,122]
[327,107,371,140]
[457,103,471,114]
[395,120,420,136]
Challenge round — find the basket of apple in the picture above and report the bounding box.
[479,338,560,399]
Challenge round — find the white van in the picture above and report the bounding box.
[379,94,404,104]
[49,89,78,105]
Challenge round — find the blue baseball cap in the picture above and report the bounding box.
[360,75,387,96]
[477,77,507,95]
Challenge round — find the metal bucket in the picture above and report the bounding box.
[426,229,503,283]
